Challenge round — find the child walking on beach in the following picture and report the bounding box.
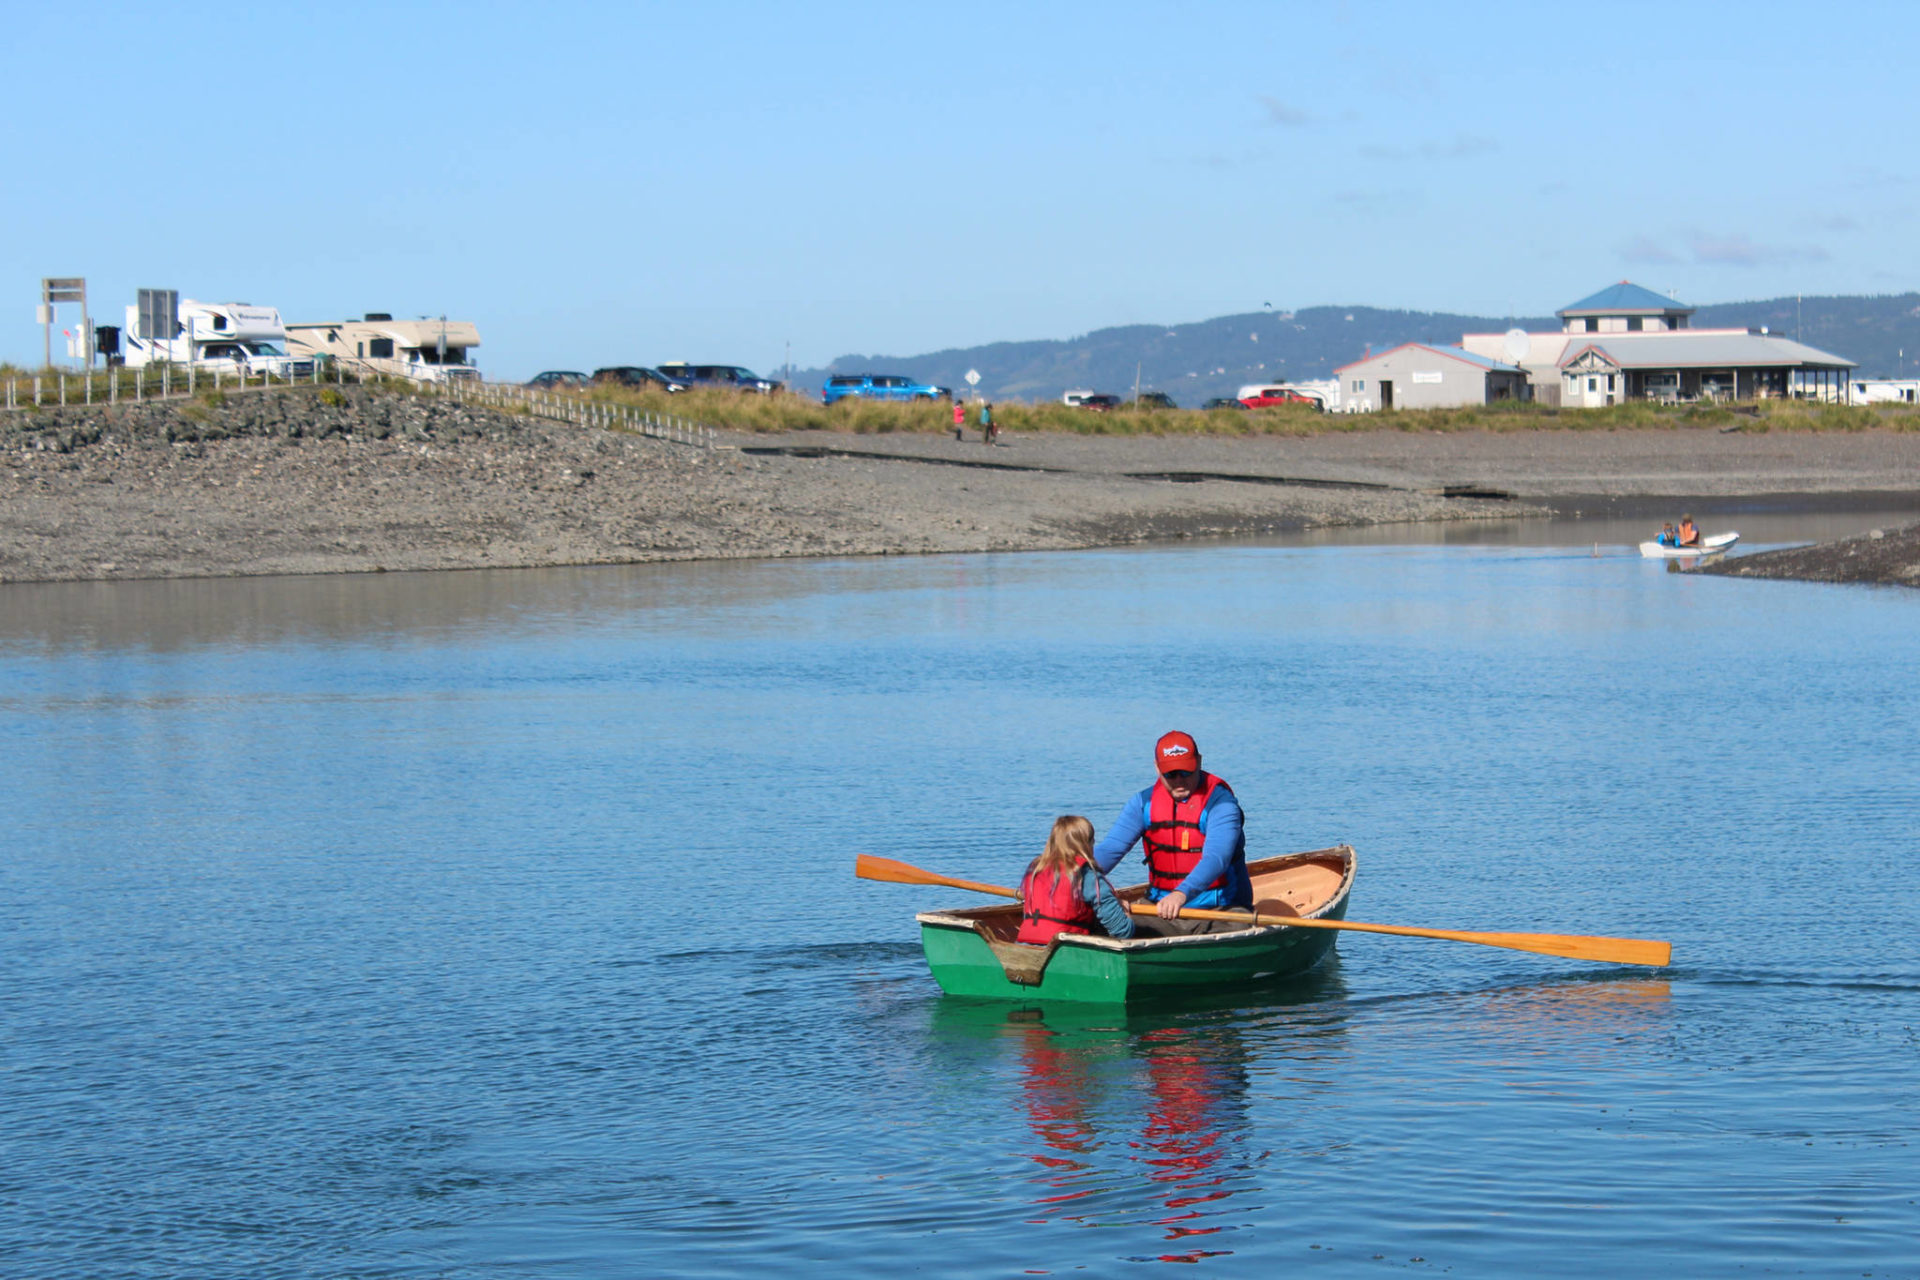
[1017,816,1135,944]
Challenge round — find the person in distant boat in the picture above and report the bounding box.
[1092,731,1252,936]
[1658,522,1680,547]
[1676,515,1701,547]
[1016,815,1135,944]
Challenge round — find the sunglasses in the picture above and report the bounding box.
[1160,769,1200,785]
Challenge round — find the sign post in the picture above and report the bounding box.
[136,289,180,376]
[964,368,981,401]
[41,278,88,371]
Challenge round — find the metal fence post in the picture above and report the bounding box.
[34,376,42,405]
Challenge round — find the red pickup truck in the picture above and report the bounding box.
[1239,386,1324,410]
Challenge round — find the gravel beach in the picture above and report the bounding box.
[1692,521,1920,587]
[5,387,1920,583]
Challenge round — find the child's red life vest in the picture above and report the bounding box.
[1143,774,1232,895]
[1017,859,1097,944]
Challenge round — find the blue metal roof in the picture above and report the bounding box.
[1557,281,1691,316]
[1332,342,1524,374]
[1424,344,1522,372]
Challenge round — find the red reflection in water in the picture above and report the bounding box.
[1014,1017,1097,1204]
[1131,1025,1246,1252]
[1010,1011,1251,1261]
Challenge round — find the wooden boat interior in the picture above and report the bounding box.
[922,845,1356,947]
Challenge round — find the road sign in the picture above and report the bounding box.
[41,277,90,369]
[137,289,179,341]
[44,277,86,303]
[964,368,981,386]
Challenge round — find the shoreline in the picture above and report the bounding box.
[6,388,1920,585]
[1691,521,1920,588]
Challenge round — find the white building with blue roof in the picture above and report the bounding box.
[1460,281,1855,406]
[1334,342,1529,412]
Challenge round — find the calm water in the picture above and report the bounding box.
[4,517,1918,1278]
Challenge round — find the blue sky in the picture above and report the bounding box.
[5,0,1914,379]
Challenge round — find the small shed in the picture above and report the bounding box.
[1335,343,1528,412]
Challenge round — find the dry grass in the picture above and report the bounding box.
[567,386,1920,435]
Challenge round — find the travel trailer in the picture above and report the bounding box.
[119,298,314,379]
[284,314,481,383]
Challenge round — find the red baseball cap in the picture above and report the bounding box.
[1155,731,1200,773]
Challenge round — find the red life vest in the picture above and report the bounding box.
[1143,773,1232,894]
[1017,858,1098,944]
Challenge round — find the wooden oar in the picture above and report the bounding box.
[855,854,1672,968]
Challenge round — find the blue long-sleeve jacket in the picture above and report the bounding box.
[1074,867,1135,939]
[1092,781,1251,911]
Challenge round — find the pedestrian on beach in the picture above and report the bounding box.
[1092,731,1251,936]
[953,397,966,440]
[980,401,997,445]
[1016,815,1135,944]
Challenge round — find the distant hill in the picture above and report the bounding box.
[793,293,1920,405]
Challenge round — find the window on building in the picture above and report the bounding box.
[368,338,395,359]
[1607,375,1616,391]
[1628,317,1643,331]
[1584,318,1598,332]
[1587,377,1597,392]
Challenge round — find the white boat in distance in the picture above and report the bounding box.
[1639,531,1739,558]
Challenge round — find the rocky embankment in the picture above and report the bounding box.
[1694,522,1920,587]
[0,387,1521,582]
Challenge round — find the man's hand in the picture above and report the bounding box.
[1156,890,1188,920]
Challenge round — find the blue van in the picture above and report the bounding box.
[822,373,951,405]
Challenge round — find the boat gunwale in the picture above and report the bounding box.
[914,844,1356,954]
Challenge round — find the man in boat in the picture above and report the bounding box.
[1658,522,1679,547]
[1676,514,1701,547]
[1092,731,1252,936]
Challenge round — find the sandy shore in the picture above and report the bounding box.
[5,388,1920,583]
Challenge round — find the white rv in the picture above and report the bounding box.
[120,299,314,379]
[284,314,482,383]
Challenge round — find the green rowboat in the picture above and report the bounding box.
[916,845,1356,1003]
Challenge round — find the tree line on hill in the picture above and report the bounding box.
[793,293,1920,405]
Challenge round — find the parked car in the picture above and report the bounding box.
[1076,394,1124,411]
[655,363,781,394]
[1131,392,1178,409]
[1238,384,1324,410]
[1062,388,1098,406]
[1201,397,1248,410]
[193,340,309,379]
[822,373,951,405]
[592,366,687,392]
[526,370,590,389]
